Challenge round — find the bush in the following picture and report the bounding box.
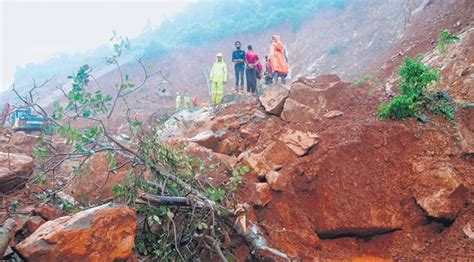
[378,93,419,120]
[378,56,455,121]
[437,29,460,53]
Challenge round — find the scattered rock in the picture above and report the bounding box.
[16,203,136,261]
[463,222,474,240]
[412,161,468,221]
[279,129,319,156]
[8,132,38,155]
[280,98,317,122]
[189,130,218,150]
[27,216,46,233]
[265,171,289,191]
[323,110,344,119]
[254,183,272,207]
[65,153,132,204]
[246,141,296,177]
[0,152,33,193]
[215,137,243,156]
[56,191,78,206]
[259,87,290,116]
[34,203,63,221]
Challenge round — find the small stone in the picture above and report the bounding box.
[265,171,288,191]
[27,216,46,233]
[324,110,344,119]
[34,204,63,220]
[254,183,272,207]
[279,129,319,156]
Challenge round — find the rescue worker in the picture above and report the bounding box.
[268,35,288,84]
[175,92,181,111]
[209,53,227,105]
[232,41,245,93]
[183,93,191,109]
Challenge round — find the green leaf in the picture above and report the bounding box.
[166,210,174,219]
[239,165,250,175]
[152,215,162,224]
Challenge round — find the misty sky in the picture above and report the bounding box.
[0,0,196,91]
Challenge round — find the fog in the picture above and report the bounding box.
[0,0,195,91]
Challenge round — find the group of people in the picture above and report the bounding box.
[209,35,289,105]
[175,92,199,111]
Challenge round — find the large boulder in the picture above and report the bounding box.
[15,204,136,261]
[259,86,289,116]
[412,160,469,221]
[0,152,33,193]
[8,132,38,155]
[246,141,296,177]
[280,98,317,122]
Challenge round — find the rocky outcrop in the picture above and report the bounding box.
[259,86,289,116]
[15,204,136,261]
[0,152,33,193]
[412,160,469,221]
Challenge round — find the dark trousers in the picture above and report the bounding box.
[235,64,245,86]
[246,68,257,93]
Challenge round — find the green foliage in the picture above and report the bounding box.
[426,93,455,121]
[353,75,372,88]
[378,93,420,120]
[437,29,460,53]
[397,56,439,96]
[136,0,350,55]
[378,56,455,121]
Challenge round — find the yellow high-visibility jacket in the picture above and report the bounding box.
[210,60,227,83]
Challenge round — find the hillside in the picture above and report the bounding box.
[0,0,473,261]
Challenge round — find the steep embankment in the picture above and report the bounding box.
[148,0,473,260]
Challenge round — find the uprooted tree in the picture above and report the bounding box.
[12,34,290,261]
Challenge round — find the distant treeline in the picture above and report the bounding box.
[13,0,348,87]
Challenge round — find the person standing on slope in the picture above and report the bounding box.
[175,92,181,111]
[232,41,246,93]
[245,45,259,94]
[268,35,288,84]
[209,53,227,105]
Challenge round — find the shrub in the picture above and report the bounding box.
[378,93,419,120]
[378,56,455,121]
[437,29,460,53]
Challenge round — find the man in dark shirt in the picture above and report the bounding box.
[232,41,245,93]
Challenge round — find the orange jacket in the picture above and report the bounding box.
[269,39,288,75]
